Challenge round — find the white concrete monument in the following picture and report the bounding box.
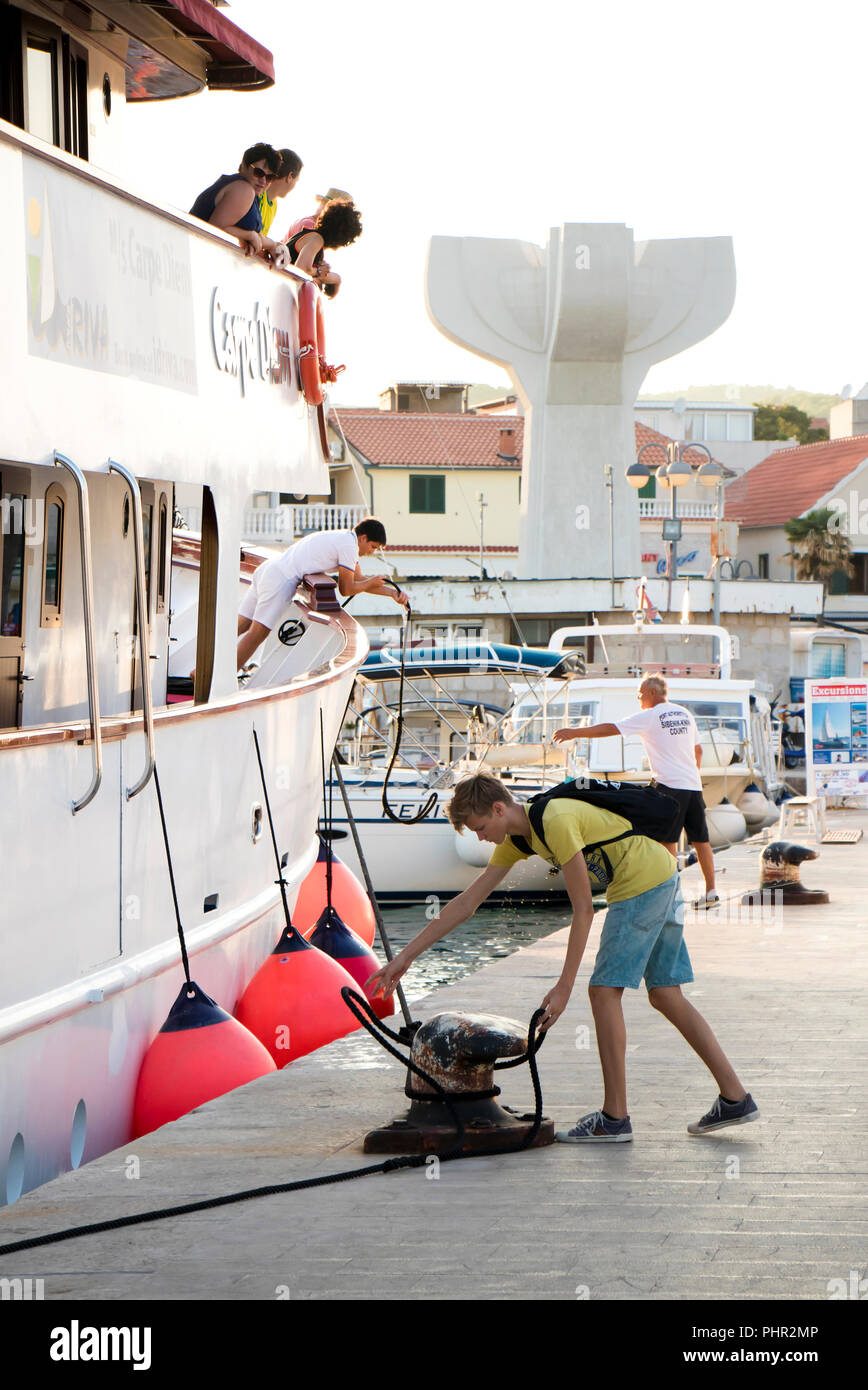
[425,224,735,580]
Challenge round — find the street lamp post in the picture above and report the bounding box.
[625,440,717,617]
[696,456,726,641]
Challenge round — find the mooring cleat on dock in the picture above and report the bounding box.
[740,839,830,908]
[363,1011,554,1154]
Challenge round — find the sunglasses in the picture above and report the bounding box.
[248,165,273,181]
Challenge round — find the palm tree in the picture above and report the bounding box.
[781,508,855,599]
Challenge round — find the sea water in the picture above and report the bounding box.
[375,901,572,1003]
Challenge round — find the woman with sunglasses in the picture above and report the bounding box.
[190,143,281,258]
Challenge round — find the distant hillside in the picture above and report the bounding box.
[467,382,516,407]
[639,385,841,419]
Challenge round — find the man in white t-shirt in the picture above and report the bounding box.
[236,516,408,670]
[553,674,718,907]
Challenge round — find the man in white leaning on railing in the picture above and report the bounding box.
[553,673,719,908]
[235,516,408,671]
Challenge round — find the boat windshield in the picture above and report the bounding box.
[511,699,598,744]
[680,700,745,735]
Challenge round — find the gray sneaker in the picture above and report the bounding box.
[688,1092,758,1135]
[556,1110,633,1143]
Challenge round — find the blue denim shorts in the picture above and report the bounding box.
[589,873,693,990]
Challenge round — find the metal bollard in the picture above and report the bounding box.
[364,1011,554,1154]
[741,840,830,908]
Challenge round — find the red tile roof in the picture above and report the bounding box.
[329,410,726,475]
[725,435,868,527]
[329,409,523,467]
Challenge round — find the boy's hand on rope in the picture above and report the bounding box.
[539,979,571,1031]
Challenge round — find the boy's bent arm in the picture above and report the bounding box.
[367,863,509,996]
[540,852,596,1029]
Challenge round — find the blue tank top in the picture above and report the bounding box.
[189,175,262,232]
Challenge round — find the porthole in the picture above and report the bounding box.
[70,1099,87,1169]
[6,1132,25,1205]
[102,73,112,118]
[251,804,263,843]
[122,493,130,537]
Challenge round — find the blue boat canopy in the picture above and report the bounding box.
[360,641,585,681]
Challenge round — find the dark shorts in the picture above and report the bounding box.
[655,783,709,843]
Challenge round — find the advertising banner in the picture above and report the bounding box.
[804,679,868,799]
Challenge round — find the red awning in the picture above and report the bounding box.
[149,0,274,91]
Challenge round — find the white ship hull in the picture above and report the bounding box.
[0,613,366,1204]
[1,10,366,1205]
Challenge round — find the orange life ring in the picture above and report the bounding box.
[297,281,323,406]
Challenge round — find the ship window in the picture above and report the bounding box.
[25,36,58,145]
[513,699,597,744]
[142,502,153,616]
[156,495,168,614]
[1,496,26,638]
[409,475,445,513]
[679,699,744,736]
[40,484,65,626]
[64,39,88,160]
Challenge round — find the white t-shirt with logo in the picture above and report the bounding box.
[614,701,703,791]
[274,528,359,581]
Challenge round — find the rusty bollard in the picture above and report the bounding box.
[741,840,830,909]
[363,1011,554,1155]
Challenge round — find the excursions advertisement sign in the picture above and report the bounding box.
[804,678,868,799]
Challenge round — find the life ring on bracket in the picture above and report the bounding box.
[297,281,345,406]
[298,281,344,460]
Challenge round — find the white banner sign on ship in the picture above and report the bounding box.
[24,158,197,394]
[804,678,868,799]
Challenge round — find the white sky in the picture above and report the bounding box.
[126,0,868,407]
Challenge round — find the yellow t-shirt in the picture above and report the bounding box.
[258,191,277,235]
[488,799,675,904]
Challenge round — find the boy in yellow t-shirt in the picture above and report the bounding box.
[368,773,758,1143]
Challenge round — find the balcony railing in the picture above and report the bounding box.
[175,503,365,544]
[639,500,717,518]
